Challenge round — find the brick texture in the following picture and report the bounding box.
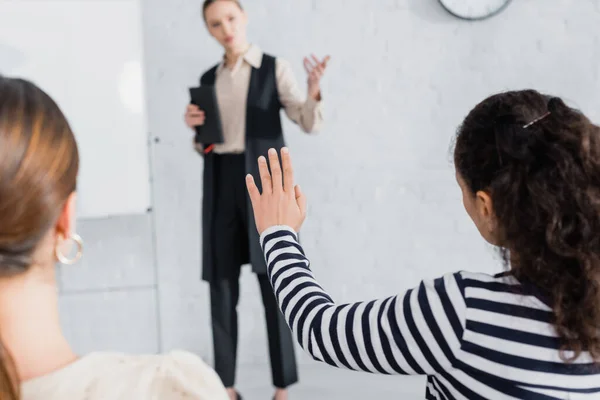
[60,0,600,370]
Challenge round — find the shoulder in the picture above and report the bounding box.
[152,350,217,375]
[416,271,470,307]
[253,50,293,81]
[150,350,229,399]
[21,351,228,400]
[456,270,551,311]
[124,351,229,399]
[445,270,513,297]
[455,270,519,292]
[273,57,295,83]
[416,271,506,311]
[200,64,220,84]
[273,56,291,71]
[262,52,277,64]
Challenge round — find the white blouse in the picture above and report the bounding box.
[194,43,323,155]
[21,350,228,400]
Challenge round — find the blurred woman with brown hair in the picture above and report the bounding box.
[184,1,329,399]
[0,76,228,400]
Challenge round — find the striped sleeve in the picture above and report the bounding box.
[260,226,468,376]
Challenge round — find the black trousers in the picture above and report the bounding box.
[210,153,298,388]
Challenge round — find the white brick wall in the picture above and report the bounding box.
[61,0,600,371]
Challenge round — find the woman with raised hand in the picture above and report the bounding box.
[246,90,600,399]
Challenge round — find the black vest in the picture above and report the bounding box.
[199,53,289,282]
[200,53,283,141]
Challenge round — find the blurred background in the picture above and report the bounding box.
[2,0,599,398]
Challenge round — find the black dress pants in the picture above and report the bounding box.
[210,153,298,388]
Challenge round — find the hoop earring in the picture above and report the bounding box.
[56,233,84,265]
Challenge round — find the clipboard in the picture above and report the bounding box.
[188,85,224,147]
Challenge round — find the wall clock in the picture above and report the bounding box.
[438,0,512,21]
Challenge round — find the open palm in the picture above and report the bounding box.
[304,54,330,100]
[245,148,307,234]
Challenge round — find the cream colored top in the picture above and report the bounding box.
[21,350,228,400]
[195,44,323,155]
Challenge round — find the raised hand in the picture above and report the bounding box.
[304,54,330,101]
[245,148,307,234]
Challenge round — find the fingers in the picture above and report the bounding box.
[295,185,307,217]
[303,57,315,74]
[258,148,293,196]
[308,69,323,85]
[268,148,283,194]
[245,174,260,208]
[307,54,330,68]
[311,54,320,67]
[185,118,205,128]
[312,66,324,79]
[304,54,330,82]
[258,156,272,195]
[316,55,330,75]
[187,104,205,116]
[185,114,205,128]
[185,105,205,127]
[281,147,294,194]
[185,104,206,122]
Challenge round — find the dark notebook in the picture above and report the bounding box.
[188,85,224,145]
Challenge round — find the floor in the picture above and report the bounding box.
[235,362,426,399]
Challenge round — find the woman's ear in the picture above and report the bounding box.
[55,192,77,239]
[475,190,493,220]
[475,189,500,240]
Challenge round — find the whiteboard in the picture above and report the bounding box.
[0,0,151,219]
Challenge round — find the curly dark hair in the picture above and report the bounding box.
[454,89,600,362]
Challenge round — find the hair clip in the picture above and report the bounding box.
[523,111,551,128]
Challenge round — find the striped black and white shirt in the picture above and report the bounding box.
[260,226,600,399]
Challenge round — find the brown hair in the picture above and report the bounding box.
[454,89,600,362]
[202,0,243,19]
[0,76,79,398]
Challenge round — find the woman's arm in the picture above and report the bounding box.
[259,225,467,376]
[275,58,325,134]
[245,148,466,376]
